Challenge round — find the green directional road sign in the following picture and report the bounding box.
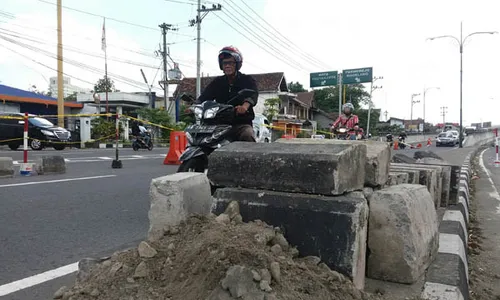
[310,71,338,88]
[342,67,373,84]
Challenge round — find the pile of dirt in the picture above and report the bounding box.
[54,202,383,300]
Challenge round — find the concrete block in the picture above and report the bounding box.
[148,173,212,241]
[388,167,419,184]
[0,157,14,178]
[36,156,66,175]
[416,158,453,207]
[212,187,369,290]
[392,153,417,164]
[367,184,439,284]
[387,172,409,185]
[276,139,390,187]
[208,141,367,196]
[391,163,439,208]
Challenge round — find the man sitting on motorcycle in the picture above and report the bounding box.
[131,120,150,145]
[331,103,363,140]
[194,46,258,142]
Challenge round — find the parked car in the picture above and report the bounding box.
[252,114,272,143]
[0,113,71,150]
[436,131,456,147]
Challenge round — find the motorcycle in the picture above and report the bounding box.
[334,127,363,140]
[177,88,257,173]
[132,132,153,151]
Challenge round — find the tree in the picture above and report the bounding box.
[179,103,195,125]
[356,108,381,134]
[313,84,370,113]
[288,81,307,93]
[134,107,174,140]
[64,92,77,101]
[264,97,280,121]
[94,77,116,93]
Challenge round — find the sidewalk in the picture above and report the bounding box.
[468,147,500,299]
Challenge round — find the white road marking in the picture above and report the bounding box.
[479,148,500,214]
[98,157,113,160]
[0,175,116,188]
[11,155,165,165]
[0,262,78,296]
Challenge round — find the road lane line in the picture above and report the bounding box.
[479,148,500,214]
[0,262,78,296]
[0,175,117,188]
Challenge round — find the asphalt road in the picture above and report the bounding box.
[0,147,178,300]
[0,142,488,300]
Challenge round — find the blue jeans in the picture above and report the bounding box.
[349,134,357,140]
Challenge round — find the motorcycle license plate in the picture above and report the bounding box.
[186,124,218,134]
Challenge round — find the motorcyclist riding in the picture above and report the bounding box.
[193,46,258,142]
[331,103,363,140]
[131,120,150,145]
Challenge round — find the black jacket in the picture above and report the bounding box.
[195,72,259,125]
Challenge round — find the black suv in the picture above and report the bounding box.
[0,113,71,151]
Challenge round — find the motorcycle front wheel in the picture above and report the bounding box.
[177,156,207,173]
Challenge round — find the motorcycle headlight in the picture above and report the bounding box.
[203,107,220,119]
[193,107,203,119]
[41,130,55,136]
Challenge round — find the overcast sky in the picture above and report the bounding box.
[0,0,499,125]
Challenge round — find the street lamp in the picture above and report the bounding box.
[423,86,440,134]
[410,93,420,133]
[427,22,497,148]
[367,76,383,135]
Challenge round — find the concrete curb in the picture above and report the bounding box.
[421,138,494,300]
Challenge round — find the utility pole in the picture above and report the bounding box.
[410,93,420,133]
[56,0,64,127]
[189,2,222,98]
[140,69,153,108]
[159,23,177,115]
[367,76,383,135]
[440,106,448,125]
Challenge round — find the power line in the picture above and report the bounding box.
[0,34,150,90]
[215,11,309,72]
[37,0,196,38]
[237,0,331,69]
[224,0,326,70]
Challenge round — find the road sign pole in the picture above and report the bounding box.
[338,73,343,117]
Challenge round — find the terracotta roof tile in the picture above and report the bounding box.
[173,72,287,97]
[295,91,314,107]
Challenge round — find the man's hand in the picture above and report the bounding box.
[235,102,250,115]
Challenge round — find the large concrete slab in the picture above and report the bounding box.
[36,156,66,175]
[415,158,454,207]
[391,163,439,208]
[148,172,212,241]
[0,157,14,178]
[367,184,439,284]
[208,141,367,196]
[388,167,419,184]
[212,187,369,290]
[275,138,391,187]
[387,172,409,186]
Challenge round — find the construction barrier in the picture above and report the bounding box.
[164,131,187,165]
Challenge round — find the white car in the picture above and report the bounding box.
[448,130,460,144]
[252,114,272,143]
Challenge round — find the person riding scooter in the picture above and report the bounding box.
[331,103,362,140]
[131,120,150,146]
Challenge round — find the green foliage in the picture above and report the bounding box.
[134,107,174,140]
[356,108,381,134]
[296,130,312,138]
[288,81,307,93]
[179,104,195,125]
[264,98,280,121]
[313,84,370,113]
[64,92,77,101]
[91,117,123,140]
[94,77,116,93]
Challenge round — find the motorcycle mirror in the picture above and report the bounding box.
[237,89,256,99]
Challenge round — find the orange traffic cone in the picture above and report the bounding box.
[393,140,399,150]
[427,138,432,147]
